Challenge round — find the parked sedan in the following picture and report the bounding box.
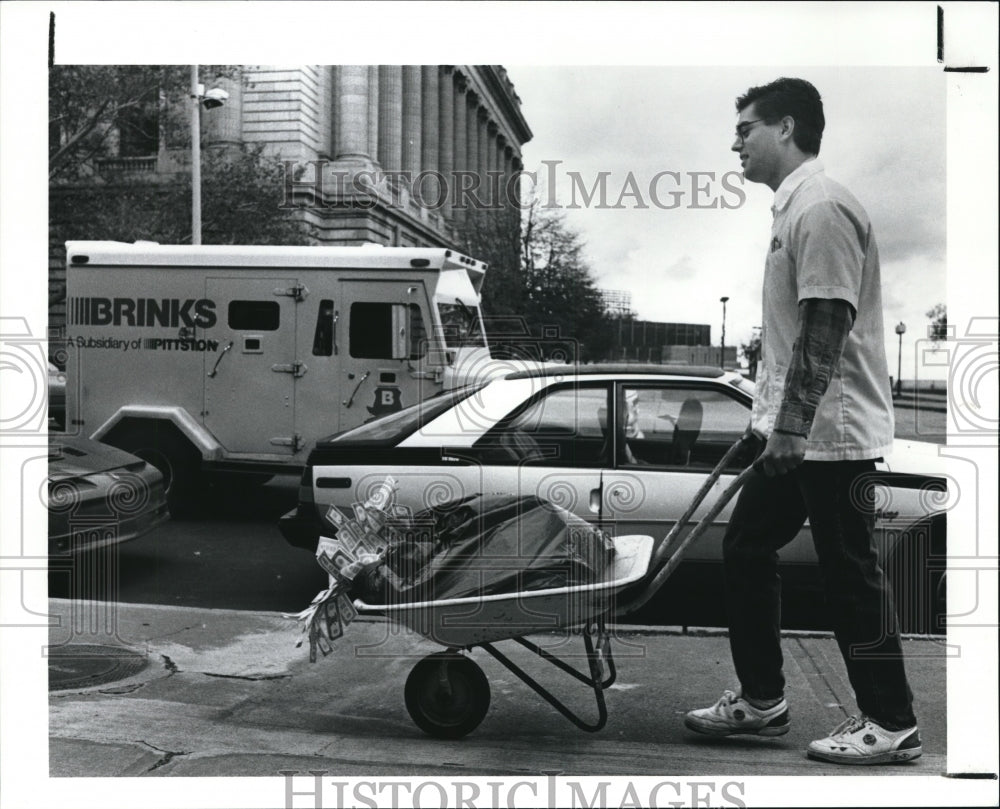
[48,436,170,555]
[281,365,948,633]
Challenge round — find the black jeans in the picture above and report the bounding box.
[722,459,917,730]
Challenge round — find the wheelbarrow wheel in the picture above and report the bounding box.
[405,652,490,739]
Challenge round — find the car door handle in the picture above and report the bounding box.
[316,477,352,489]
[589,486,601,514]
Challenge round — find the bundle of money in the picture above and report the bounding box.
[288,476,401,662]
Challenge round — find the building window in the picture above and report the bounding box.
[118,102,160,157]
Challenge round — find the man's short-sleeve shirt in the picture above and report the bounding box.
[751,159,894,460]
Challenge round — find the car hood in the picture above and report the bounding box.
[881,438,948,480]
[48,437,145,481]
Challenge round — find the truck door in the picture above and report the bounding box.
[204,277,299,455]
[338,279,432,431]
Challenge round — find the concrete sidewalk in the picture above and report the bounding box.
[48,598,950,779]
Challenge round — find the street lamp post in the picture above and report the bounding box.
[190,66,229,245]
[190,65,201,245]
[719,296,729,369]
[895,321,906,398]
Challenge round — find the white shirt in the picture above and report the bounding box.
[751,159,895,461]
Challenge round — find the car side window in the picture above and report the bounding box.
[472,384,611,467]
[619,385,750,470]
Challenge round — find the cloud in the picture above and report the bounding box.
[516,65,948,372]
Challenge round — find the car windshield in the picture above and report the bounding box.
[327,383,486,444]
[438,301,487,349]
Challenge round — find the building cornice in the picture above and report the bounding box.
[460,65,533,147]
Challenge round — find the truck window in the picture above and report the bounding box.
[350,302,426,360]
[229,300,279,331]
[438,301,486,349]
[312,299,335,356]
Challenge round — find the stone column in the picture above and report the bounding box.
[503,144,516,210]
[452,73,468,223]
[377,65,402,172]
[367,65,380,162]
[420,66,442,209]
[486,124,501,208]
[335,65,371,161]
[478,114,490,204]
[465,93,480,211]
[436,67,453,216]
[488,133,504,210]
[401,66,422,176]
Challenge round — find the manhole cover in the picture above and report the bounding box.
[48,644,149,691]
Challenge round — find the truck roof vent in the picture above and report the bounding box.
[70,255,89,264]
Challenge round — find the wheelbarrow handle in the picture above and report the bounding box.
[616,436,758,617]
[646,435,753,572]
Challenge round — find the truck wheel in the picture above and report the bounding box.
[886,519,946,635]
[106,424,204,519]
[404,652,490,739]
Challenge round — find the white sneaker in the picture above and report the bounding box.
[807,715,922,765]
[684,690,790,737]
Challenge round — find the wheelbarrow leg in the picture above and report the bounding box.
[480,620,614,733]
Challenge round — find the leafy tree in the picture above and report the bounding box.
[51,66,183,181]
[926,303,947,345]
[739,329,762,380]
[51,144,315,246]
[49,66,314,328]
[457,205,523,317]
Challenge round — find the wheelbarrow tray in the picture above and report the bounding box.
[354,534,654,646]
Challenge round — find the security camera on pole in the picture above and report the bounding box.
[190,66,230,245]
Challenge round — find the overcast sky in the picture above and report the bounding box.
[513,66,947,377]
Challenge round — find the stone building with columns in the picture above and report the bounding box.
[48,65,532,334]
[253,65,533,247]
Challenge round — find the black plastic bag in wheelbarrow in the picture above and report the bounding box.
[354,494,616,605]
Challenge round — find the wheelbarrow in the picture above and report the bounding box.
[352,436,758,739]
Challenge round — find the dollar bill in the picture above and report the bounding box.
[325,505,347,527]
[337,593,358,624]
[324,598,343,641]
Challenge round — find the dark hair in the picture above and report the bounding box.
[736,77,824,155]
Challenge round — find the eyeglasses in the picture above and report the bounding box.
[734,119,764,143]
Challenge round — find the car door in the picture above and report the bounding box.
[600,381,815,564]
[468,381,611,526]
